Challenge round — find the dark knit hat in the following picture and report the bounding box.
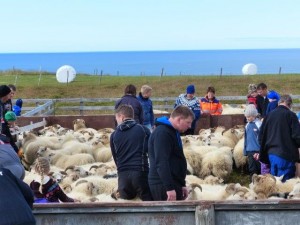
[0,85,11,98]
[186,85,195,94]
[5,111,17,122]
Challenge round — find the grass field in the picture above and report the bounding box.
[0,71,300,99]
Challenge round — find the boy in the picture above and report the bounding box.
[243,104,261,177]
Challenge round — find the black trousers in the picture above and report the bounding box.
[118,171,152,201]
[149,183,184,201]
[246,152,261,176]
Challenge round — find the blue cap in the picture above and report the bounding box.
[267,90,280,100]
[186,85,195,94]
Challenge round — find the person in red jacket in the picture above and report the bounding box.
[200,86,223,115]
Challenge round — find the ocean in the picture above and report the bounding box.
[0,49,299,76]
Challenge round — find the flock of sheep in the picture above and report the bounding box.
[20,114,300,203]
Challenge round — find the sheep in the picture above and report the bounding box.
[249,174,277,199]
[200,148,233,180]
[222,104,245,115]
[73,118,87,131]
[93,146,113,163]
[64,165,91,178]
[186,175,224,186]
[187,183,241,201]
[48,152,95,169]
[288,182,300,199]
[232,137,247,172]
[21,132,62,169]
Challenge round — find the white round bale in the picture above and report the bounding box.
[242,63,257,75]
[56,65,76,83]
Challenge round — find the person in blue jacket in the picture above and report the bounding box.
[148,105,194,201]
[174,84,200,135]
[243,104,262,177]
[13,98,23,116]
[137,85,154,131]
[266,90,280,115]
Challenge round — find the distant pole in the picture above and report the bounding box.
[220,67,223,77]
[14,71,18,86]
[98,70,103,85]
[117,71,119,76]
[279,67,282,75]
[67,70,69,86]
[160,68,164,77]
[38,66,42,86]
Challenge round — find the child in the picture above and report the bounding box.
[243,104,261,178]
[30,157,77,203]
[4,111,19,143]
[266,90,280,115]
[13,98,23,116]
[247,84,258,107]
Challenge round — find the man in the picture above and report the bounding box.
[200,86,223,115]
[110,104,152,201]
[259,95,300,182]
[256,83,269,118]
[174,84,200,135]
[148,105,194,201]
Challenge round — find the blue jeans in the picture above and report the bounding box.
[269,154,295,182]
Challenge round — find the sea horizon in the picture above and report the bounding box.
[0,48,299,76]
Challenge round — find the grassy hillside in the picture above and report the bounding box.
[0,71,299,99]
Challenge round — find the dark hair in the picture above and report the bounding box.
[8,84,16,92]
[115,104,134,118]
[206,86,215,94]
[124,84,137,96]
[171,105,195,120]
[257,83,267,90]
[278,94,293,108]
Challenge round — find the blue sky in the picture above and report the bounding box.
[1,0,300,53]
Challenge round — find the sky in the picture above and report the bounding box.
[1,0,300,53]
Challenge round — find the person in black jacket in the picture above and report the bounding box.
[256,82,269,118]
[259,95,300,182]
[110,104,152,201]
[115,84,144,124]
[0,168,36,225]
[148,105,194,201]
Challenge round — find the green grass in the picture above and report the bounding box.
[1,70,300,100]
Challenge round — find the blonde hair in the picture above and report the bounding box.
[141,85,152,94]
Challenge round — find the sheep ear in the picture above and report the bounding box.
[73,119,77,125]
[48,172,54,176]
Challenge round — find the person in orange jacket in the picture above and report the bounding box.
[200,86,223,115]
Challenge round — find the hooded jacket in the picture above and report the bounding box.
[137,93,154,126]
[110,119,150,172]
[0,168,36,225]
[148,116,187,191]
[115,95,144,124]
[259,105,300,164]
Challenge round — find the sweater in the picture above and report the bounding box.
[174,94,200,129]
[0,168,36,225]
[148,116,187,191]
[110,119,151,172]
[30,177,74,203]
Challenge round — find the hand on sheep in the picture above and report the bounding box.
[167,190,176,201]
[182,187,188,200]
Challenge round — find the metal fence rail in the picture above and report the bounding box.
[18,96,300,116]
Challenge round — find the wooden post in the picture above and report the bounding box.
[98,70,103,85]
[279,67,282,74]
[220,68,223,77]
[38,66,42,86]
[161,68,164,77]
[80,98,84,116]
